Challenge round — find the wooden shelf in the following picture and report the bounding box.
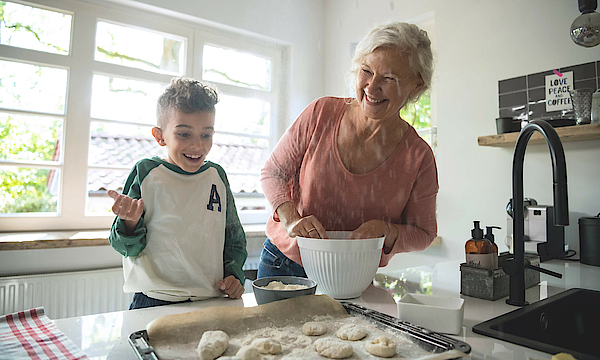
[478,123,600,147]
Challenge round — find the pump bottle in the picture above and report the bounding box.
[465,221,496,269]
[484,226,501,269]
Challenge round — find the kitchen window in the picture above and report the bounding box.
[0,0,285,231]
[400,91,436,153]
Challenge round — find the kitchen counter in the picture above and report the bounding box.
[53,259,600,359]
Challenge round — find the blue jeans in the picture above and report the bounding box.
[129,292,192,310]
[257,239,307,278]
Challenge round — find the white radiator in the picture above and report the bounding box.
[0,267,132,320]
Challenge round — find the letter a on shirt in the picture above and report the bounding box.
[207,184,222,212]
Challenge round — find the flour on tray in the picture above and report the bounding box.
[218,315,434,359]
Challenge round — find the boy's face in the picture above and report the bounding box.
[152,110,215,172]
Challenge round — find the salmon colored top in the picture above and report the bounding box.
[260,97,439,267]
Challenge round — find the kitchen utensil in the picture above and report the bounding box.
[579,213,600,267]
[569,88,594,124]
[251,276,317,305]
[397,293,465,335]
[297,231,384,299]
[495,117,521,134]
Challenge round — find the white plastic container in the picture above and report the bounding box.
[297,231,384,299]
[397,293,465,335]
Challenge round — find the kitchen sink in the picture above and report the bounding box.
[473,288,600,360]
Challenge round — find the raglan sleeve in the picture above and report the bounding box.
[108,164,147,258]
[223,175,248,285]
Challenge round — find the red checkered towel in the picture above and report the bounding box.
[0,307,88,360]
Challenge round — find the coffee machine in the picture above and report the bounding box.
[506,199,566,262]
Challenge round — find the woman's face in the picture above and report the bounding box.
[356,47,423,122]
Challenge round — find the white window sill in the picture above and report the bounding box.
[0,224,267,251]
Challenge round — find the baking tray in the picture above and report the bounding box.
[128,302,471,359]
[341,302,471,356]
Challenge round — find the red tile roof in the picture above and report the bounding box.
[88,132,268,194]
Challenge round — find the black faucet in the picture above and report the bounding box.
[503,120,568,306]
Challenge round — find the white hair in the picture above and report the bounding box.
[348,21,434,103]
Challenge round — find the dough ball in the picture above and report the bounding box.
[302,321,327,336]
[251,338,282,354]
[365,336,396,358]
[335,324,367,341]
[236,345,262,360]
[313,338,353,359]
[197,330,229,360]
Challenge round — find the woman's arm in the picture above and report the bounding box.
[380,157,438,266]
[260,100,318,220]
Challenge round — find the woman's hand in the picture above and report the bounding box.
[349,219,397,254]
[276,202,327,239]
[217,275,244,299]
[285,215,327,239]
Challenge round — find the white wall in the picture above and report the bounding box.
[123,0,326,124]
[323,0,600,269]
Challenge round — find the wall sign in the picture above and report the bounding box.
[545,71,573,112]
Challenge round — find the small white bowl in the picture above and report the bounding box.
[297,231,384,299]
[397,293,465,335]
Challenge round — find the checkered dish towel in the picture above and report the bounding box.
[0,307,88,360]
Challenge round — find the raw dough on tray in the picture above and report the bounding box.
[197,330,229,360]
[235,345,262,359]
[314,337,353,359]
[251,338,282,354]
[336,324,367,341]
[365,336,396,358]
[302,321,327,336]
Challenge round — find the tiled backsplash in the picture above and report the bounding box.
[498,61,599,120]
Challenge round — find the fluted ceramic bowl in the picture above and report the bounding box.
[297,231,384,299]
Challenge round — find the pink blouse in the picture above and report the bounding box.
[260,97,438,267]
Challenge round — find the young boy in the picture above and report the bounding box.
[108,77,247,310]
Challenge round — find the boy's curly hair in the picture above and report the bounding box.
[156,77,219,128]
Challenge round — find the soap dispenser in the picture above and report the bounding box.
[465,221,496,269]
[484,226,501,269]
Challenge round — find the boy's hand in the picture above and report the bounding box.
[108,190,144,222]
[217,275,244,299]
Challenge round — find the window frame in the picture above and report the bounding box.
[0,0,285,231]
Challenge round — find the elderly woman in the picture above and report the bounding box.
[257,21,438,278]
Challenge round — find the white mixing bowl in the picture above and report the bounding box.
[297,231,384,299]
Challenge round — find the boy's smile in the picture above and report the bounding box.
[152,110,215,172]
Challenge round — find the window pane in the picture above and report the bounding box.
[0,1,72,55]
[95,21,184,75]
[227,174,263,194]
[0,166,59,214]
[400,92,431,129]
[86,169,128,215]
[91,75,164,125]
[0,112,62,162]
[89,121,164,167]
[215,95,270,136]
[203,45,271,91]
[0,60,67,114]
[208,133,269,174]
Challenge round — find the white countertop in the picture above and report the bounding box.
[53,259,600,360]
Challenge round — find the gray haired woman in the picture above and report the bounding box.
[258,21,438,278]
